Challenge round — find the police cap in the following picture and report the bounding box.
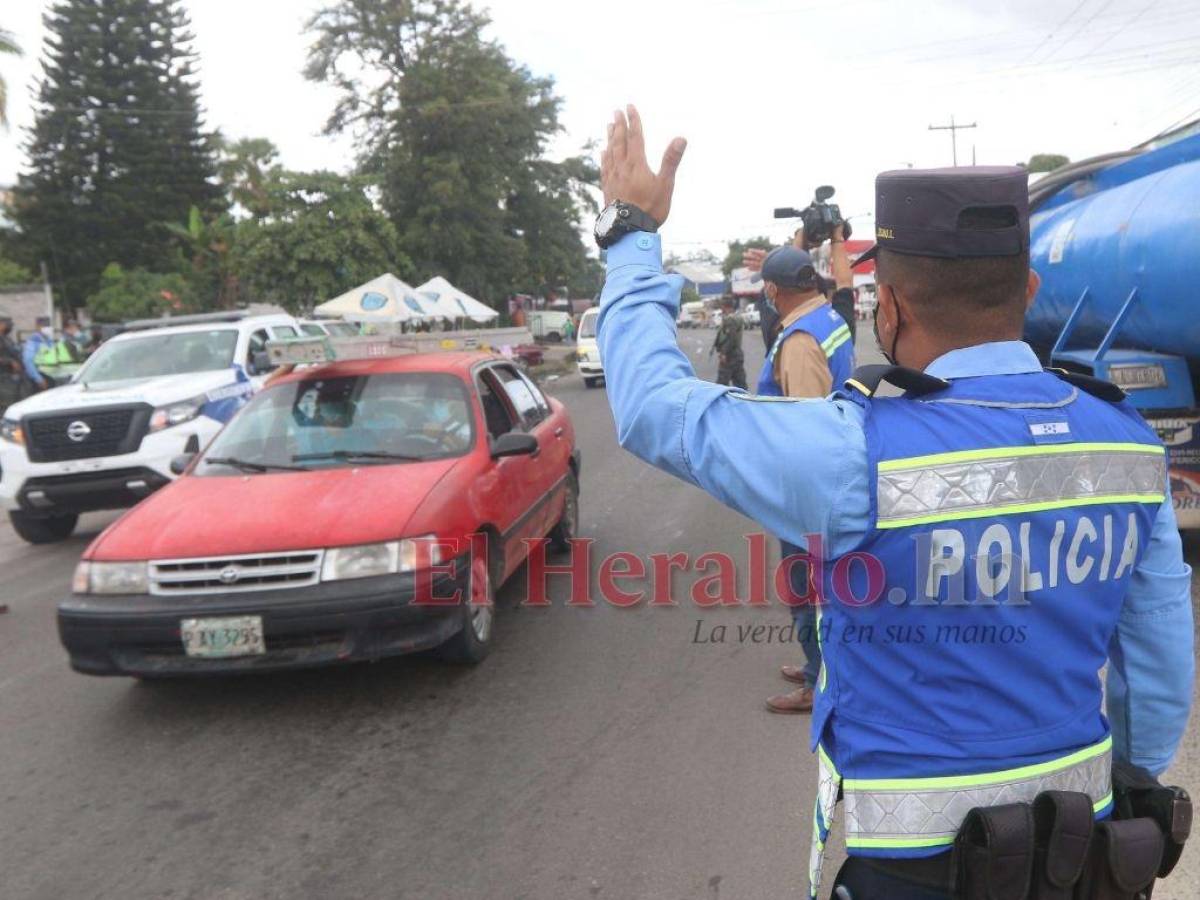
[854,166,1029,267]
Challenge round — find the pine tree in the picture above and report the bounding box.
[13,0,221,307]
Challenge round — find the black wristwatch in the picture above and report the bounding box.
[594,201,658,249]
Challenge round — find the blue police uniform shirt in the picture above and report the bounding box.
[597,231,1193,776]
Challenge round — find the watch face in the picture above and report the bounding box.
[595,205,619,237]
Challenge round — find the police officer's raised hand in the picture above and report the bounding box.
[743,247,767,272]
[601,105,687,227]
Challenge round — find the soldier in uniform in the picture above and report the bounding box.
[711,296,746,389]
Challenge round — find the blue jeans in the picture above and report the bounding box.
[781,539,822,688]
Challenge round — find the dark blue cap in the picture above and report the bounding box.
[853,165,1029,267]
[761,245,818,289]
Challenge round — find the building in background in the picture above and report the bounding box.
[668,260,727,298]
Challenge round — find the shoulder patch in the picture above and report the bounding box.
[845,364,950,398]
[1046,367,1126,403]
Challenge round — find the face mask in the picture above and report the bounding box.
[872,302,900,367]
[40,326,54,339]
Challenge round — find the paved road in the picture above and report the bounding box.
[1,327,1197,899]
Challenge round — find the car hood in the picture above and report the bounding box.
[89,459,463,560]
[6,370,242,417]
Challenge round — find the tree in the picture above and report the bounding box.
[0,28,21,127]
[87,263,193,321]
[1027,153,1071,174]
[215,135,281,219]
[233,169,412,312]
[722,236,773,277]
[12,0,222,307]
[163,205,239,308]
[0,257,34,286]
[304,0,597,305]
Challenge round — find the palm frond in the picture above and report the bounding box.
[0,29,22,57]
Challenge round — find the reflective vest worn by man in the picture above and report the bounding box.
[593,105,1193,900]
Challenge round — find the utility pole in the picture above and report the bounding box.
[928,114,977,166]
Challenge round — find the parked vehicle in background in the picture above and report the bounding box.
[576,308,602,388]
[527,310,572,342]
[300,319,361,338]
[0,312,300,544]
[58,350,581,677]
[677,301,705,329]
[739,305,760,328]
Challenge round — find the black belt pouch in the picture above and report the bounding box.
[1031,791,1093,900]
[1074,818,1162,900]
[953,803,1034,900]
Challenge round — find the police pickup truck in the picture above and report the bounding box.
[0,311,301,544]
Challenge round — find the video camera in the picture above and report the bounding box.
[774,185,851,246]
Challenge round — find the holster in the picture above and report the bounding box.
[1031,791,1093,900]
[952,803,1034,900]
[1074,818,1162,900]
[1111,760,1192,880]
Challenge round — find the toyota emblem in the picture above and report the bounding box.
[66,420,91,443]
[218,566,240,584]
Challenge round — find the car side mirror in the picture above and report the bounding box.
[248,351,273,376]
[489,432,538,459]
[169,452,196,475]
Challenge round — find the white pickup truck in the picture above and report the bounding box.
[0,311,300,543]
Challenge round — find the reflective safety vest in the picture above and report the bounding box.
[756,302,853,397]
[806,367,1166,898]
[35,339,79,369]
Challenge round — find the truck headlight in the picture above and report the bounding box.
[0,418,23,445]
[73,560,149,594]
[321,535,441,581]
[149,394,207,433]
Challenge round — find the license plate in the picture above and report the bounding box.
[180,616,265,658]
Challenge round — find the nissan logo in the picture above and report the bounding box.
[66,420,91,443]
[218,566,241,585]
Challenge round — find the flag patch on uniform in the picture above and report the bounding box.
[1026,415,1072,444]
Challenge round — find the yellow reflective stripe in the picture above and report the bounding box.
[817,743,841,780]
[846,835,956,849]
[845,378,871,396]
[821,326,851,356]
[878,442,1164,473]
[842,736,1112,792]
[876,493,1165,529]
[1093,791,1113,813]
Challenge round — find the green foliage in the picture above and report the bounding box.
[680,286,701,307]
[0,257,34,286]
[12,0,223,307]
[86,263,194,322]
[722,236,773,277]
[1027,153,1071,173]
[163,205,238,308]
[215,135,281,218]
[0,27,22,127]
[304,0,597,303]
[232,170,412,312]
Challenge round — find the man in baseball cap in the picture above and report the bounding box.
[595,104,1190,900]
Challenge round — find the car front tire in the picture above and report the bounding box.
[548,472,579,552]
[437,550,494,665]
[9,511,78,544]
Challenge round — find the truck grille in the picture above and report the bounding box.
[24,404,150,462]
[149,550,324,595]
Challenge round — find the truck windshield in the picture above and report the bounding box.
[79,329,239,384]
[578,313,598,339]
[200,372,474,473]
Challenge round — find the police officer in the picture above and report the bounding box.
[711,296,746,389]
[595,106,1193,899]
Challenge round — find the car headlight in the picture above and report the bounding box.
[73,560,149,594]
[0,418,23,445]
[149,394,207,433]
[321,535,441,582]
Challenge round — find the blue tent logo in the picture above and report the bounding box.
[403,295,425,314]
[455,298,468,315]
[360,291,387,311]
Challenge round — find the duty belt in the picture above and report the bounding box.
[808,737,1114,899]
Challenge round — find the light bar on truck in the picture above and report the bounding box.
[266,326,538,366]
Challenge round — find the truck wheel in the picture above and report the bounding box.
[546,331,562,342]
[437,551,494,665]
[548,473,579,552]
[583,377,599,388]
[9,511,78,544]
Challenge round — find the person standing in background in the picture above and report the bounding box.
[711,296,746,389]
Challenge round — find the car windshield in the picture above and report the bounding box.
[200,371,474,473]
[79,329,239,384]
[578,313,598,339]
[325,322,359,336]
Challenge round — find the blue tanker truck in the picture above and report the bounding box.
[1025,125,1200,529]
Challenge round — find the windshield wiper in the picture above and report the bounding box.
[205,456,311,473]
[292,450,423,463]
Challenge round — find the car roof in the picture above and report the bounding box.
[269,351,505,386]
[105,315,294,342]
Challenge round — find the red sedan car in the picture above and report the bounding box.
[58,352,580,676]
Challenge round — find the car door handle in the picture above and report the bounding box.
[554,426,564,438]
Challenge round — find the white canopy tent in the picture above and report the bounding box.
[314,273,435,324]
[416,276,498,323]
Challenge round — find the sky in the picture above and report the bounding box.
[2,0,1199,260]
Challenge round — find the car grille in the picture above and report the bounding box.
[149,550,324,595]
[24,405,149,462]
